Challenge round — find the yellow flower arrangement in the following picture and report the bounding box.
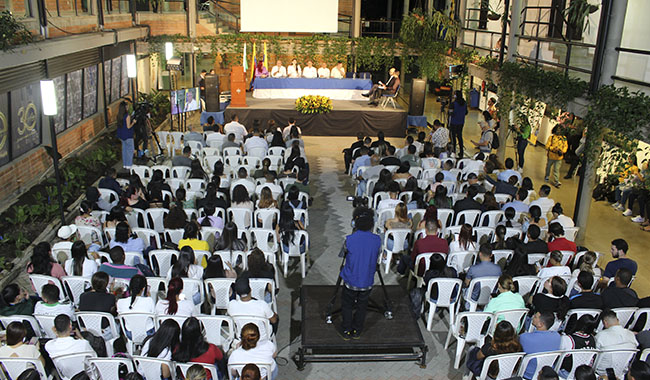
[295,95,333,114]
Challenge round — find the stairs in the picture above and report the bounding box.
[548,42,594,82]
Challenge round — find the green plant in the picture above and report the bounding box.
[138,90,171,127]
[0,11,33,51]
[563,0,599,33]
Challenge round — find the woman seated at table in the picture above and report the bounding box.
[254,61,268,78]
[287,58,301,78]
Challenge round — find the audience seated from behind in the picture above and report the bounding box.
[483,274,525,314]
[203,254,237,280]
[214,222,248,252]
[155,277,196,317]
[419,253,458,300]
[75,200,102,229]
[98,167,123,196]
[116,275,156,336]
[0,321,44,364]
[529,185,555,218]
[178,222,210,252]
[546,222,577,254]
[109,222,145,257]
[428,185,452,209]
[503,241,537,278]
[223,114,248,143]
[78,271,116,315]
[140,319,181,379]
[184,125,205,147]
[198,205,225,229]
[173,146,194,167]
[122,184,150,211]
[549,203,574,228]
[453,186,481,213]
[244,128,269,154]
[166,247,204,280]
[227,277,278,337]
[34,284,75,321]
[44,315,96,366]
[561,314,597,352]
[497,158,522,183]
[601,268,638,309]
[467,173,487,194]
[521,205,546,234]
[464,244,502,301]
[164,202,188,230]
[481,192,501,212]
[0,283,36,316]
[525,225,547,254]
[531,276,570,321]
[519,312,562,379]
[571,251,602,278]
[380,145,401,167]
[173,317,226,374]
[538,250,571,279]
[501,188,530,213]
[64,241,99,278]
[465,320,522,378]
[449,224,477,253]
[498,207,522,229]
[228,323,278,380]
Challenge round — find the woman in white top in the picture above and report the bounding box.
[287,58,301,78]
[0,322,44,365]
[64,241,99,277]
[550,203,575,228]
[229,323,277,380]
[155,277,196,317]
[141,319,181,380]
[449,224,477,253]
[166,247,204,280]
[117,275,156,335]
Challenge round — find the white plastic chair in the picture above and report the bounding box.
[156,131,171,154]
[494,194,512,204]
[131,165,152,181]
[164,228,185,245]
[561,308,601,332]
[145,208,169,233]
[76,225,103,246]
[133,356,175,380]
[555,349,599,380]
[408,252,444,290]
[513,276,539,297]
[230,315,273,342]
[519,351,564,379]
[381,228,412,274]
[527,253,546,265]
[479,210,505,228]
[228,207,253,230]
[594,349,638,377]
[0,358,52,380]
[126,208,147,228]
[87,357,135,380]
[29,274,64,299]
[479,352,525,380]
[204,278,236,314]
[447,251,477,274]
[132,227,163,250]
[61,276,91,307]
[474,227,495,245]
[490,309,528,334]
[465,276,499,312]
[51,351,97,380]
[445,311,493,369]
[293,208,309,227]
[186,179,207,192]
[455,209,482,226]
[425,278,462,331]
[249,278,277,313]
[172,166,190,179]
[33,314,58,339]
[181,278,205,314]
[0,315,43,338]
[630,308,650,332]
[197,315,235,351]
[151,165,171,178]
[76,311,120,356]
[98,188,119,204]
[149,249,179,277]
[118,312,156,354]
[281,230,309,278]
[251,228,279,254]
[438,208,455,228]
[564,227,580,242]
[254,208,280,229]
[493,249,514,264]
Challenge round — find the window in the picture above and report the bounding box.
[0,92,9,167]
[121,55,129,97]
[111,57,121,103]
[83,65,98,119]
[53,75,66,133]
[66,69,83,128]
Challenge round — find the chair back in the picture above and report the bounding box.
[61,276,91,307]
[564,226,580,241]
[250,278,277,312]
[494,194,512,203]
[425,278,462,308]
[133,356,175,380]
[513,276,539,298]
[29,274,64,299]
[151,165,171,178]
[0,358,49,380]
[51,351,96,380]
[145,208,169,233]
[479,210,504,227]
[517,351,563,380]
[204,278,236,311]
[383,228,412,254]
[447,251,477,273]
[251,228,279,253]
[455,210,482,226]
[493,249,514,264]
[76,311,120,340]
[0,315,44,338]
[453,312,492,343]
[164,228,185,245]
[479,352,525,380]
[98,188,119,204]
[254,208,280,230]
[88,357,135,380]
[491,309,528,334]
[149,249,179,277]
[466,276,499,312]
[131,165,152,181]
[133,227,163,249]
[438,209,455,228]
[474,227,495,245]
[155,315,188,329]
[34,314,58,339]
[197,315,235,351]
[228,207,253,230]
[172,166,190,179]
[594,349,638,377]
[118,312,156,352]
[231,315,273,342]
[556,349,598,380]
[77,225,103,246]
[527,253,546,265]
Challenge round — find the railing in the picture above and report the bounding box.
[611,47,650,89]
[360,19,400,39]
[461,6,507,60]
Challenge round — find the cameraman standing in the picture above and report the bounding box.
[339,207,382,340]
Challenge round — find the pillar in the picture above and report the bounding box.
[387,0,392,19]
[574,0,627,242]
[507,0,522,62]
[187,0,197,38]
[351,0,361,38]
[400,0,410,86]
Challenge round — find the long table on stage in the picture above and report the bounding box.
[252,78,373,100]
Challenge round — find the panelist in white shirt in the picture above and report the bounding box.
[302,60,317,79]
[287,58,302,78]
[331,61,346,79]
[317,62,330,78]
[270,60,287,78]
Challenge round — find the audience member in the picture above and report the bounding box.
[0,322,44,364]
[601,268,639,308]
[501,188,530,213]
[78,271,116,315]
[538,250,571,279]
[525,225,547,254]
[594,309,638,374]
[33,284,75,320]
[228,323,278,380]
[227,277,278,338]
[569,271,603,309]
[550,203,574,228]
[155,277,196,317]
[98,246,142,279]
[223,114,247,143]
[173,317,225,373]
[141,319,181,379]
[44,314,95,359]
[484,274,525,314]
[449,224,477,253]
[454,186,481,213]
[178,222,210,252]
[465,245,502,301]
[497,158,522,183]
[601,238,637,286]
[531,276,570,320]
[546,223,577,253]
[109,222,145,256]
[465,320,522,378]
[0,284,36,316]
[173,146,193,167]
[27,242,66,279]
[519,312,562,379]
[529,185,555,217]
[98,167,123,196]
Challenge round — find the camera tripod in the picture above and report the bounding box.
[325,253,394,324]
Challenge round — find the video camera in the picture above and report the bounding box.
[133,100,153,124]
[346,195,368,209]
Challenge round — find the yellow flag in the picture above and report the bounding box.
[250,42,256,80]
[263,42,268,70]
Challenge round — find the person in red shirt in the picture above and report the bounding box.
[173,317,225,379]
[547,222,577,254]
[397,218,449,276]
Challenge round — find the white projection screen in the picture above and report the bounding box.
[240,0,339,33]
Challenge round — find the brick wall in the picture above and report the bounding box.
[0,101,121,205]
[138,13,187,35]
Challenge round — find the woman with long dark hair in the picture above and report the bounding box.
[504,241,537,277]
[64,241,98,277]
[481,192,501,212]
[27,242,66,279]
[203,254,236,279]
[110,222,145,255]
[105,206,127,230]
[117,274,155,335]
[532,276,570,320]
[430,185,452,209]
[155,277,195,317]
[449,224,476,252]
[521,205,546,233]
[116,101,136,170]
[141,319,181,380]
[417,205,439,230]
[449,90,468,158]
[214,222,247,252]
[270,131,284,148]
[174,317,225,376]
[164,202,188,230]
[189,159,208,181]
[232,185,254,213]
[466,320,522,377]
[228,323,277,380]
[279,203,305,254]
[168,246,203,280]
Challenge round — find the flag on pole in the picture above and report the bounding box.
[250,42,257,80]
[263,42,268,70]
[242,43,248,72]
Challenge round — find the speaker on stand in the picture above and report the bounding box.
[408,78,426,116]
[205,75,221,112]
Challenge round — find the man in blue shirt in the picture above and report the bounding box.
[339,207,382,340]
[501,188,530,213]
[440,160,457,182]
[600,238,637,288]
[98,246,142,280]
[520,312,562,379]
[497,158,522,183]
[351,147,372,196]
[465,244,501,301]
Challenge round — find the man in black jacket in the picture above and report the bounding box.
[453,186,482,213]
[569,270,603,309]
[601,268,638,309]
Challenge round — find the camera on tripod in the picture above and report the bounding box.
[346,195,368,209]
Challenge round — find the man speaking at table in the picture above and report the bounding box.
[364,69,400,106]
[271,60,287,78]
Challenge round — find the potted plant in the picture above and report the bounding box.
[564,0,599,40]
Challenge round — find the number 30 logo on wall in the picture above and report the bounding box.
[0,110,7,158]
[17,102,37,136]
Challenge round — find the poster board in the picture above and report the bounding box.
[10,83,41,158]
[84,65,98,119]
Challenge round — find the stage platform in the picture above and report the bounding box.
[225,96,407,137]
[294,285,428,370]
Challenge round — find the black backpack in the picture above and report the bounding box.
[489,130,500,149]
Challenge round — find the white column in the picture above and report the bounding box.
[507,0,522,62]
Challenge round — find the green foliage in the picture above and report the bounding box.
[354,37,397,71]
[564,0,599,32]
[138,90,171,127]
[0,11,33,51]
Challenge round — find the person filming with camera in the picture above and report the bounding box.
[338,206,382,340]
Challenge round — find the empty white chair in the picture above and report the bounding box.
[425,278,462,331]
[172,166,190,179]
[479,352,525,380]
[87,357,135,380]
[254,208,280,229]
[197,315,235,351]
[0,315,44,338]
[149,249,179,276]
[186,179,207,192]
[61,276,91,307]
[447,251,477,274]
[465,276,499,312]
[156,131,171,155]
[169,132,184,155]
[479,210,504,228]
[280,230,309,278]
[267,147,285,157]
[145,208,169,233]
[118,313,156,354]
[228,207,253,230]
[205,278,236,314]
[98,188,119,204]
[76,225,103,246]
[438,209,455,228]
[131,165,152,181]
[132,227,163,250]
[168,178,186,192]
[0,358,51,380]
[493,249,514,264]
[445,311,493,369]
[455,209,481,226]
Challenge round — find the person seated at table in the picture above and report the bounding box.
[254,60,268,78]
[271,60,286,78]
[317,62,330,78]
[331,61,346,79]
[366,70,400,106]
[302,60,317,78]
[287,58,301,78]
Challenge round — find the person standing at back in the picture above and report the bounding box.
[544,126,568,188]
[116,101,136,170]
[449,90,468,158]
